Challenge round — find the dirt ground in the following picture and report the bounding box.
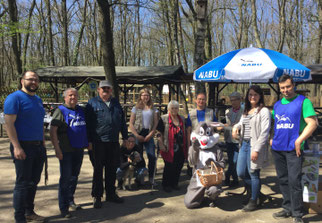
[0,134,321,223]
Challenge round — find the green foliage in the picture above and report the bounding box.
[0,16,40,38]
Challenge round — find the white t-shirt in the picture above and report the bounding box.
[132,107,158,129]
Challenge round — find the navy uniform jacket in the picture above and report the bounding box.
[85,96,128,143]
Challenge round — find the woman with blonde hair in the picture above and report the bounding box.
[129,88,158,185]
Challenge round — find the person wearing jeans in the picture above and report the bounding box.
[50,88,88,218]
[116,135,148,189]
[224,92,243,187]
[4,71,47,223]
[129,88,158,184]
[233,85,271,212]
[236,140,261,202]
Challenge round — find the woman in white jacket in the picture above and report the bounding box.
[232,85,271,212]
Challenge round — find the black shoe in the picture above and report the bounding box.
[242,185,251,205]
[93,197,102,209]
[242,199,258,212]
[257,192,268,206]
[187,165,193,177]
[163,186,172,193]
[117,180,123,190]
[61,211,72,218]
[25,212,46,222]
[69,202,82,211]
[209,201,216,208]
[273,210,291,219]
[293,217,304,223]
[172,185,180,191]
[229,180,239,188]
[106,193,124,203]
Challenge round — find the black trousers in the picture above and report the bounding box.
[271,149,304,217]
[91,141,120,198]
[162,149,185,188]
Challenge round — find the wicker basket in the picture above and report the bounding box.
[196,161,223,187]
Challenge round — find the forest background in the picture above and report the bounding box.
[1,0,322,107]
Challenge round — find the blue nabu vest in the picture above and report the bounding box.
[59,105,88,149]
[272,95,305,151]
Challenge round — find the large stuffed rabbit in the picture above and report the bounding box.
[184,122,225,208]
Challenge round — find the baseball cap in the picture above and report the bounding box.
[99,80,112,88]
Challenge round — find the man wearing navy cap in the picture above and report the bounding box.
[85,80,128,208]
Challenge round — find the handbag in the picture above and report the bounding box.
[196,161,223,187]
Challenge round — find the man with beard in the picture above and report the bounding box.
[4,71,47,223]
[86,80,128,208]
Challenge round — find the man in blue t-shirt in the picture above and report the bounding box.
[4,71,46,223]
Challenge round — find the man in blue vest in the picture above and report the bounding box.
[86,80,128,208]
[4,71,46,223]
[271,74,317,223]
[50,88,88,218]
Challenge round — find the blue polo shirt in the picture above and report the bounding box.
[4,90,45,141]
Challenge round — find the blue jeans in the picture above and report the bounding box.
[116,167,148,184]
[236,140,261,200]
[271,149,303,217]
[58,150,84,212]
[137,137,155,179]
[225,143,239,182]
[10,143,46,222]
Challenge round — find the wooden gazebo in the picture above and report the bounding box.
[36,65,192,103]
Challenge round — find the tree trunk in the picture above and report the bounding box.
[236,0,245,49]
[8,0,22,77]
[161,0,174,65]
[136,0,141,66]
[250,0,263,48]
[45,0,55,66]
[22,0,36,71]
[171,0,181,65]
[62,0,69,65]
[316,0,322,64]
[193,0,207,94]
[205,16,212,61]
[97,0,118,99]
[72,0,88,66]
[177,3,188,73]
[277,0,286,52]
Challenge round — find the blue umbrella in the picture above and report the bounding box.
[194,47,311,83]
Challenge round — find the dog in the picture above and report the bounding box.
[122,151,141,190]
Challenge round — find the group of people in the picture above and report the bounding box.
[4,70,317,223]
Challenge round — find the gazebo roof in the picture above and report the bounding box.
[36,65,191,84]
[307,64,322,83]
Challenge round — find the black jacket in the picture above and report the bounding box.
[85,96,128,143]
[119,144,146,170]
